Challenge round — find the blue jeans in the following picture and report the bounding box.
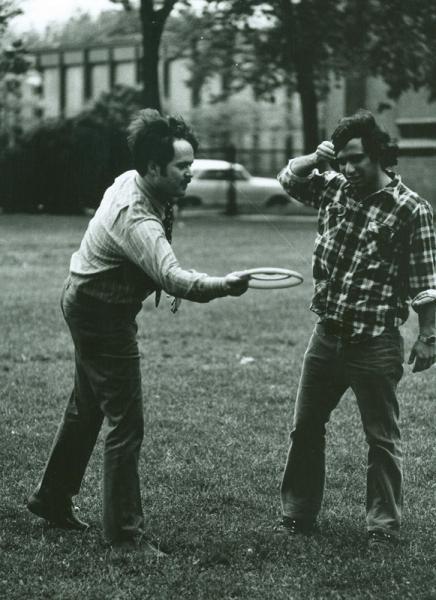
[36,279,145,543]
[281,322,404,535]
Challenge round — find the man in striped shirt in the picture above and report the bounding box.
[276,109,436,549]
[27,109,250,554]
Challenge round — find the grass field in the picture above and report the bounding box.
[0,213,435,600]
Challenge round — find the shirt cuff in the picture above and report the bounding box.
[287,160,321,182]
[411,289,436,309]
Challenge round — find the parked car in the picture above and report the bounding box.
[178,159,315,214]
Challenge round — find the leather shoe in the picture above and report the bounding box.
[275,516,317,536]
[367,530,398,550]
[109,537,168,559]
[27,492,89,531]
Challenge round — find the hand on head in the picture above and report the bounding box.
[315,141,336,165]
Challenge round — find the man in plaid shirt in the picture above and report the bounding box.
[276,109,436,549]
[27,109,250,555]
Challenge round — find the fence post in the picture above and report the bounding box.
[225,143,238,216]
[285,134,294,160]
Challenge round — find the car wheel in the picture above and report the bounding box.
[265,195,290,208]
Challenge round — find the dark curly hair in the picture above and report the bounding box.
[331,109,398,168]
[127,109,199,176]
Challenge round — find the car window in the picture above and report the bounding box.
[195,169,248,181]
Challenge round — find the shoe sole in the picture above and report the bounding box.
[27,496,89,531]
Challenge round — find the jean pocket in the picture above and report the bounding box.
[366,330,404,368]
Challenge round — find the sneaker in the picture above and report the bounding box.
[275,516,316,536]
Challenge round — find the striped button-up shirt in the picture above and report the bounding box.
[278,162,436,338]
[69,170,226,305]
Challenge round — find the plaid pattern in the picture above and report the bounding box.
[278,163,436,337]
[69,171,225,306]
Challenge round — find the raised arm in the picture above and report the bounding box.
[289,141,337,177]
[277,141,337,208]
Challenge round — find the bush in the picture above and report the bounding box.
[0,85,142,214]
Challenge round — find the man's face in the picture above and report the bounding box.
[156,139,194,200]
[336,138,380,195]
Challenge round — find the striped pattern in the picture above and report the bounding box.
[154,202,174,307]
[69,171,225,306]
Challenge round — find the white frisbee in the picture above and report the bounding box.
[241,267,304,290]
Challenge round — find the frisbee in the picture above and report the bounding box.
[241,267,304,290]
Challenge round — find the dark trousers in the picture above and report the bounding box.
[281,322,404,535]
[37,280,145,543]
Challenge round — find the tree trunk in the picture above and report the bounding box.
[283,0,320,154]
[190,37,201,107]
[140,10,163,110]
[296,61,319,153]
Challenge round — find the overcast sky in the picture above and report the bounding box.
[11,0,205,32]
[11,0,122,31]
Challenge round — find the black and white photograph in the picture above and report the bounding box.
[1,1,435,598]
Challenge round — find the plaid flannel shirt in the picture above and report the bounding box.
[69,170,226,306]
[278,161,436,338]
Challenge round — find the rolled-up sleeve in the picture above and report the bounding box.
[408,201,436,308]
[120,216,227,303]
[277,160,334,209]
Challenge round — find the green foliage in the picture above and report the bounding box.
[1,214,436,599]
[0,3,31,151]
[0,39,28,78]
[87,84,143,130]
[195,1,345,101]
[0,0,21,31]
[194,0,436,150]
[201,0,436,102]
[190,98,277,150]
[0,85,143,214]
[341,0,436,100]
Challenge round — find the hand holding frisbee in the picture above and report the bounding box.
[239,267,303,290]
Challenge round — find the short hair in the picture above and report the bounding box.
[127,109,199,176]
[331,109,398,168]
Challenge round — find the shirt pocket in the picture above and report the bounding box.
[320,201,347,238]
[362,219,396,262]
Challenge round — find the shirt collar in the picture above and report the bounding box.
[385,172,402,201]
[135,172,167,220]
[343,171,402,202]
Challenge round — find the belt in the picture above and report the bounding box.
[319,320,371,343]
[319,320,397,344]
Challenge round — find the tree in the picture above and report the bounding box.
[110,0,192,110]
[197,0,436,152]
[0,2,30,149]
[0,85,142,214]
[195,0,343,152]
[341,0,436,101]
[0,0,20,32]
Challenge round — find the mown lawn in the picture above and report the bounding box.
[0,213,435,600]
